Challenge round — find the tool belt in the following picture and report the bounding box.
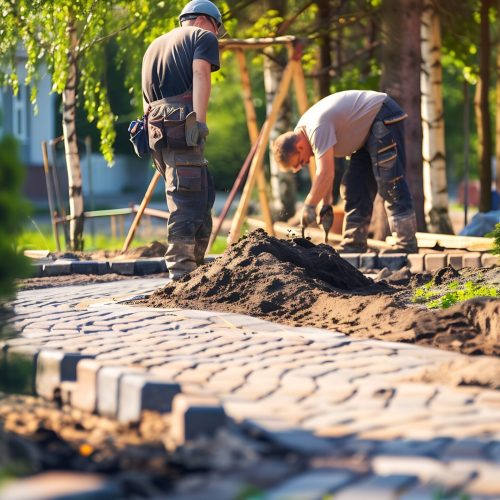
[147,91,200,151]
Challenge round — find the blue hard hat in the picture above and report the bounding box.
[179,0,222,27]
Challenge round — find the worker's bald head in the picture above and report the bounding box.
[271,131,300,172]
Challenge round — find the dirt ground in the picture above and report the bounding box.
[137,229,500,357]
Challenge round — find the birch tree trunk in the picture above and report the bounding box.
[420,0,453,233]
[475,0,493,213]
[264,0,295,221]
[63,18,84,250]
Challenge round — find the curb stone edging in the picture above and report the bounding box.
[30,252,499,278]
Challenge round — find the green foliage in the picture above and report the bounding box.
[0,133,31,300]
[0,0,182,164]
[412,278,499,309]
[491,223,500,255]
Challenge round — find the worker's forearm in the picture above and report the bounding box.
[305,168,334,206]
[192,70,211,123]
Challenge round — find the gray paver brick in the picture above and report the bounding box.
[424,253,447,271]
[407,253,424,273]
[171,394,227,446]
[117,373,181,423]
[335,474,418,499]
[463,252,482,268]
[338,253,360,268]
[378,253,407,270]
[267,469,356,500]
[36,350,94,400]
[96,365,146,417]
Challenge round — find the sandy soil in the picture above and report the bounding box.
[138,229,500,357]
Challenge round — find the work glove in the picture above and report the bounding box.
[197,122,209,144]
[301,204,317,228]
[319,204,334,232]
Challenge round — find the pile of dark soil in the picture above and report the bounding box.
[140,229,500,356]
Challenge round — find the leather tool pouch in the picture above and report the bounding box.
[172,152,207,192]
[147,116,167,151]
[164,119,189,149]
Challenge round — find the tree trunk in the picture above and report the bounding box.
[379,0,425,232]
[264,0,295,221]
[63,19,84,250]
[315,0,332,99]
[495,0,500,195]
[420,0,453,233]
[475,0,492,213]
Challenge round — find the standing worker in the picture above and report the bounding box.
[272,90,418,253]
[141,0,223,279]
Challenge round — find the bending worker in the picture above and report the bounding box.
[272,90,418,253]
[141,0,223,279]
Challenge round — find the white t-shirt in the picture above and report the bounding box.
[295,90,387,158]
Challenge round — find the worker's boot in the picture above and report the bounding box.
[194,238,210,266]
[164,242,197,280]
[385,213,418,253]
[337,223,368,253]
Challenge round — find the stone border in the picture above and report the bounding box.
[30,252,499,277]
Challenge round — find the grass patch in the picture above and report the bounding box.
[413,278,499,309]
[209,235,228,254]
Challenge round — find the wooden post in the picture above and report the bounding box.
[291,47,316,182]
[228,57,296,244]
[236,49,275,237]
[41,141,61,251]
[121,170,161,252]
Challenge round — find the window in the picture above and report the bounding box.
[12,84,28,142]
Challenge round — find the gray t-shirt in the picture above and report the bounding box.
[142,26,220,107]
[295,90,387,158]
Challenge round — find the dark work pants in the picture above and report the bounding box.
[340,96,415,242]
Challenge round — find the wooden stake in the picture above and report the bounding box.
[292,57,316,181]
[228,58,296,244]
[235,49,274,237]
[122,170,161,253]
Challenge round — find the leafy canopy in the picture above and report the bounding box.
[0,0,182,164]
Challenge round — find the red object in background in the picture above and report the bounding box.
[457,179,480,207]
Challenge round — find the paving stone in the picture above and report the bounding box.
[71,261,98,274]
[335,474,418,499]
[96,365,146,418]
[107,260,136,275]
[243,418,333,456]
[378,253,407,271]
[447,253,465,270]
[95,261,110,275]
[424,253,447,271]
[338,253,360,268]
[134,259,162,275]
[0,471,122,500]
[71,359,108,413]
[359,252,378,270]
[36,350,94,400]
[267,469,356,500]
[117,373,181,423]
[463,252,482,268]
[407,254,424,273]
[465,462,500,495]
[42,261,72,276]
[481,253,499,267]
[31,263,43,278]
[171,394,227,446]
[441,438,490,460]
[399,484,454,500]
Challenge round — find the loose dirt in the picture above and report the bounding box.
[138,229,500,357]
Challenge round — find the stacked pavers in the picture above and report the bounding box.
[4,278,500,498]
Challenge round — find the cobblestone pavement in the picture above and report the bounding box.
[4,278,500,499]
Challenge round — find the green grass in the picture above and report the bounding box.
[412,278,499,309]
[19,227,230,254]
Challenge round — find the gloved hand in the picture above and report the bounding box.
[319,204,334,242]
[319,204,334,230]
[301,204,317,228]
[197,122,209,143]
